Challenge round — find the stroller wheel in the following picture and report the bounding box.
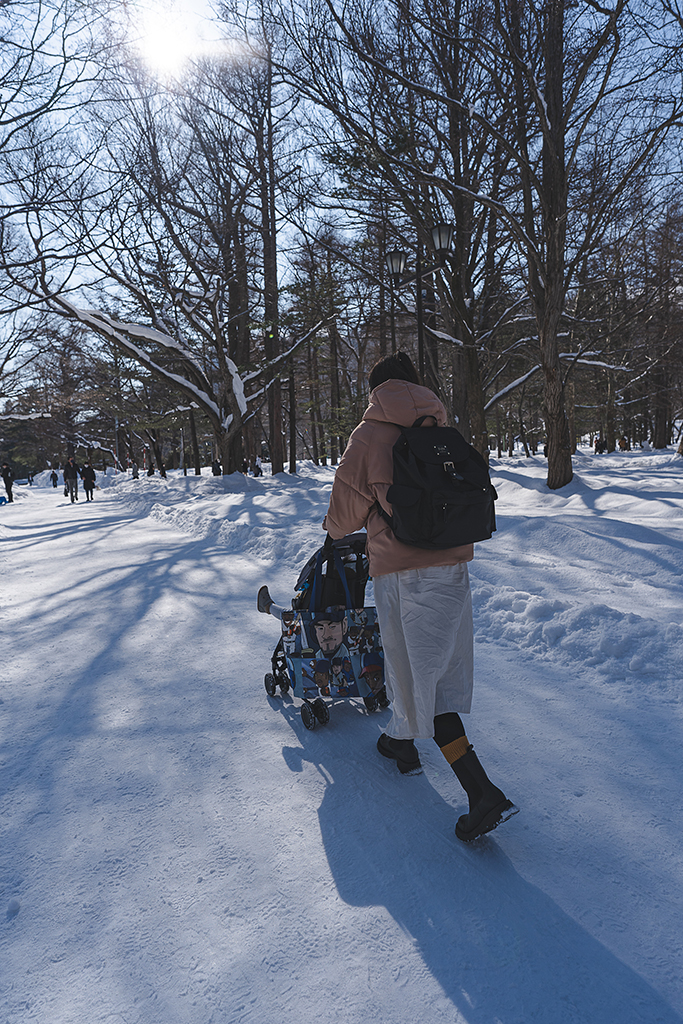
[264,673,277,697]
[301,701,316,730]
[313,698,329,725]
[363,693,378,712]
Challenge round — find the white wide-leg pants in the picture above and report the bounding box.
[374,563,474,739]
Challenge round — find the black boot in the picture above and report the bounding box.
[451,747,518,841]
[257,585,273,614]
[433,713,482,811]
[377,733,423,775]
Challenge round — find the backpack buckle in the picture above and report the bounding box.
[443,461,464,481]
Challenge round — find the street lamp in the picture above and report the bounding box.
[385,250,407,353]
[430,222,454,262]
[384,223,455,380]
[386,249,408,282]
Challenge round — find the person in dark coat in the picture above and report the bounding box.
[50,469,59,488]
[1,462,14,502]
[211,458,222,476]
[82,462,97,501]
[63,457,81,502]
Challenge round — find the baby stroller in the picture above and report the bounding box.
[257,533,389,730]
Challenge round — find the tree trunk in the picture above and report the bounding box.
[329,318,342,465]
[309,363,320,464]
[465,341,489,461]
[518,389,530,457]
[310,340,325,464]
[145,430,166,478]
[188,408,201,475]
[605,374,616,452]
[289,358,297,473]
[566,380,576,454]
[543,362,572,488]
[379,281,387,358]
[259,64,284,475]
[451,346,467,436]
[652,366,670,448]
[218,431,242,474]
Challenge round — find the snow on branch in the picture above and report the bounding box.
[0,412,51,421]
[424,326,464,347]
[84,309,206,375]
[485,354,634,409]
[559,354,634,372]
[485,365,542,410]
[50,297,223,423]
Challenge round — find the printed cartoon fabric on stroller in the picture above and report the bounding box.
[257,533,389,730]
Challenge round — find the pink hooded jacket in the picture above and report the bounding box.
[323,379,474,577]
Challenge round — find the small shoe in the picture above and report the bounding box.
[377,733,422,775]
[455,794,519,842]
[257,585,273,614]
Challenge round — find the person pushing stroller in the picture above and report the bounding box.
[322,352,518,842]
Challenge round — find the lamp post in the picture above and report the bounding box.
[384,223,454,382]
[385,249,407,355]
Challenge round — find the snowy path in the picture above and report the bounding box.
[1,454,682,1024]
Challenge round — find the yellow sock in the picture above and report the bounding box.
[439,735,470,765]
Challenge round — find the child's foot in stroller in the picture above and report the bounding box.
[257,585,273,614]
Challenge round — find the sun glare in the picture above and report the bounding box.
[132,1,225,76]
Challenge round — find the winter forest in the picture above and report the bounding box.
[2,5,683,1023]
[1,0,683,483]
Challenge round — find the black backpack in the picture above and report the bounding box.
[292,533,369,611]
[376,417,498,550]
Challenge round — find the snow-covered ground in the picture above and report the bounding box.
[1,448,682,1024]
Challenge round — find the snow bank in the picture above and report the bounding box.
[1,447,682,1024]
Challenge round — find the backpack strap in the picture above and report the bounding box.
[374,500,393,528]
[373,414,438,529]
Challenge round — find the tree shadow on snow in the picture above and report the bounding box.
[282,730,682,1024]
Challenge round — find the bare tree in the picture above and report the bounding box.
[271,0,683,485]
[3,48,329,471]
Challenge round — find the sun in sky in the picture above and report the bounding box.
[129,0,226,76]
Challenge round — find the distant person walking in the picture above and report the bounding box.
[1,462,14,503]
[253,455,263,477]
[212,458,222,476]
[63,457,81,503]
[50,469,59,488]
[82,462,96,501]
[131,462,139,479]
